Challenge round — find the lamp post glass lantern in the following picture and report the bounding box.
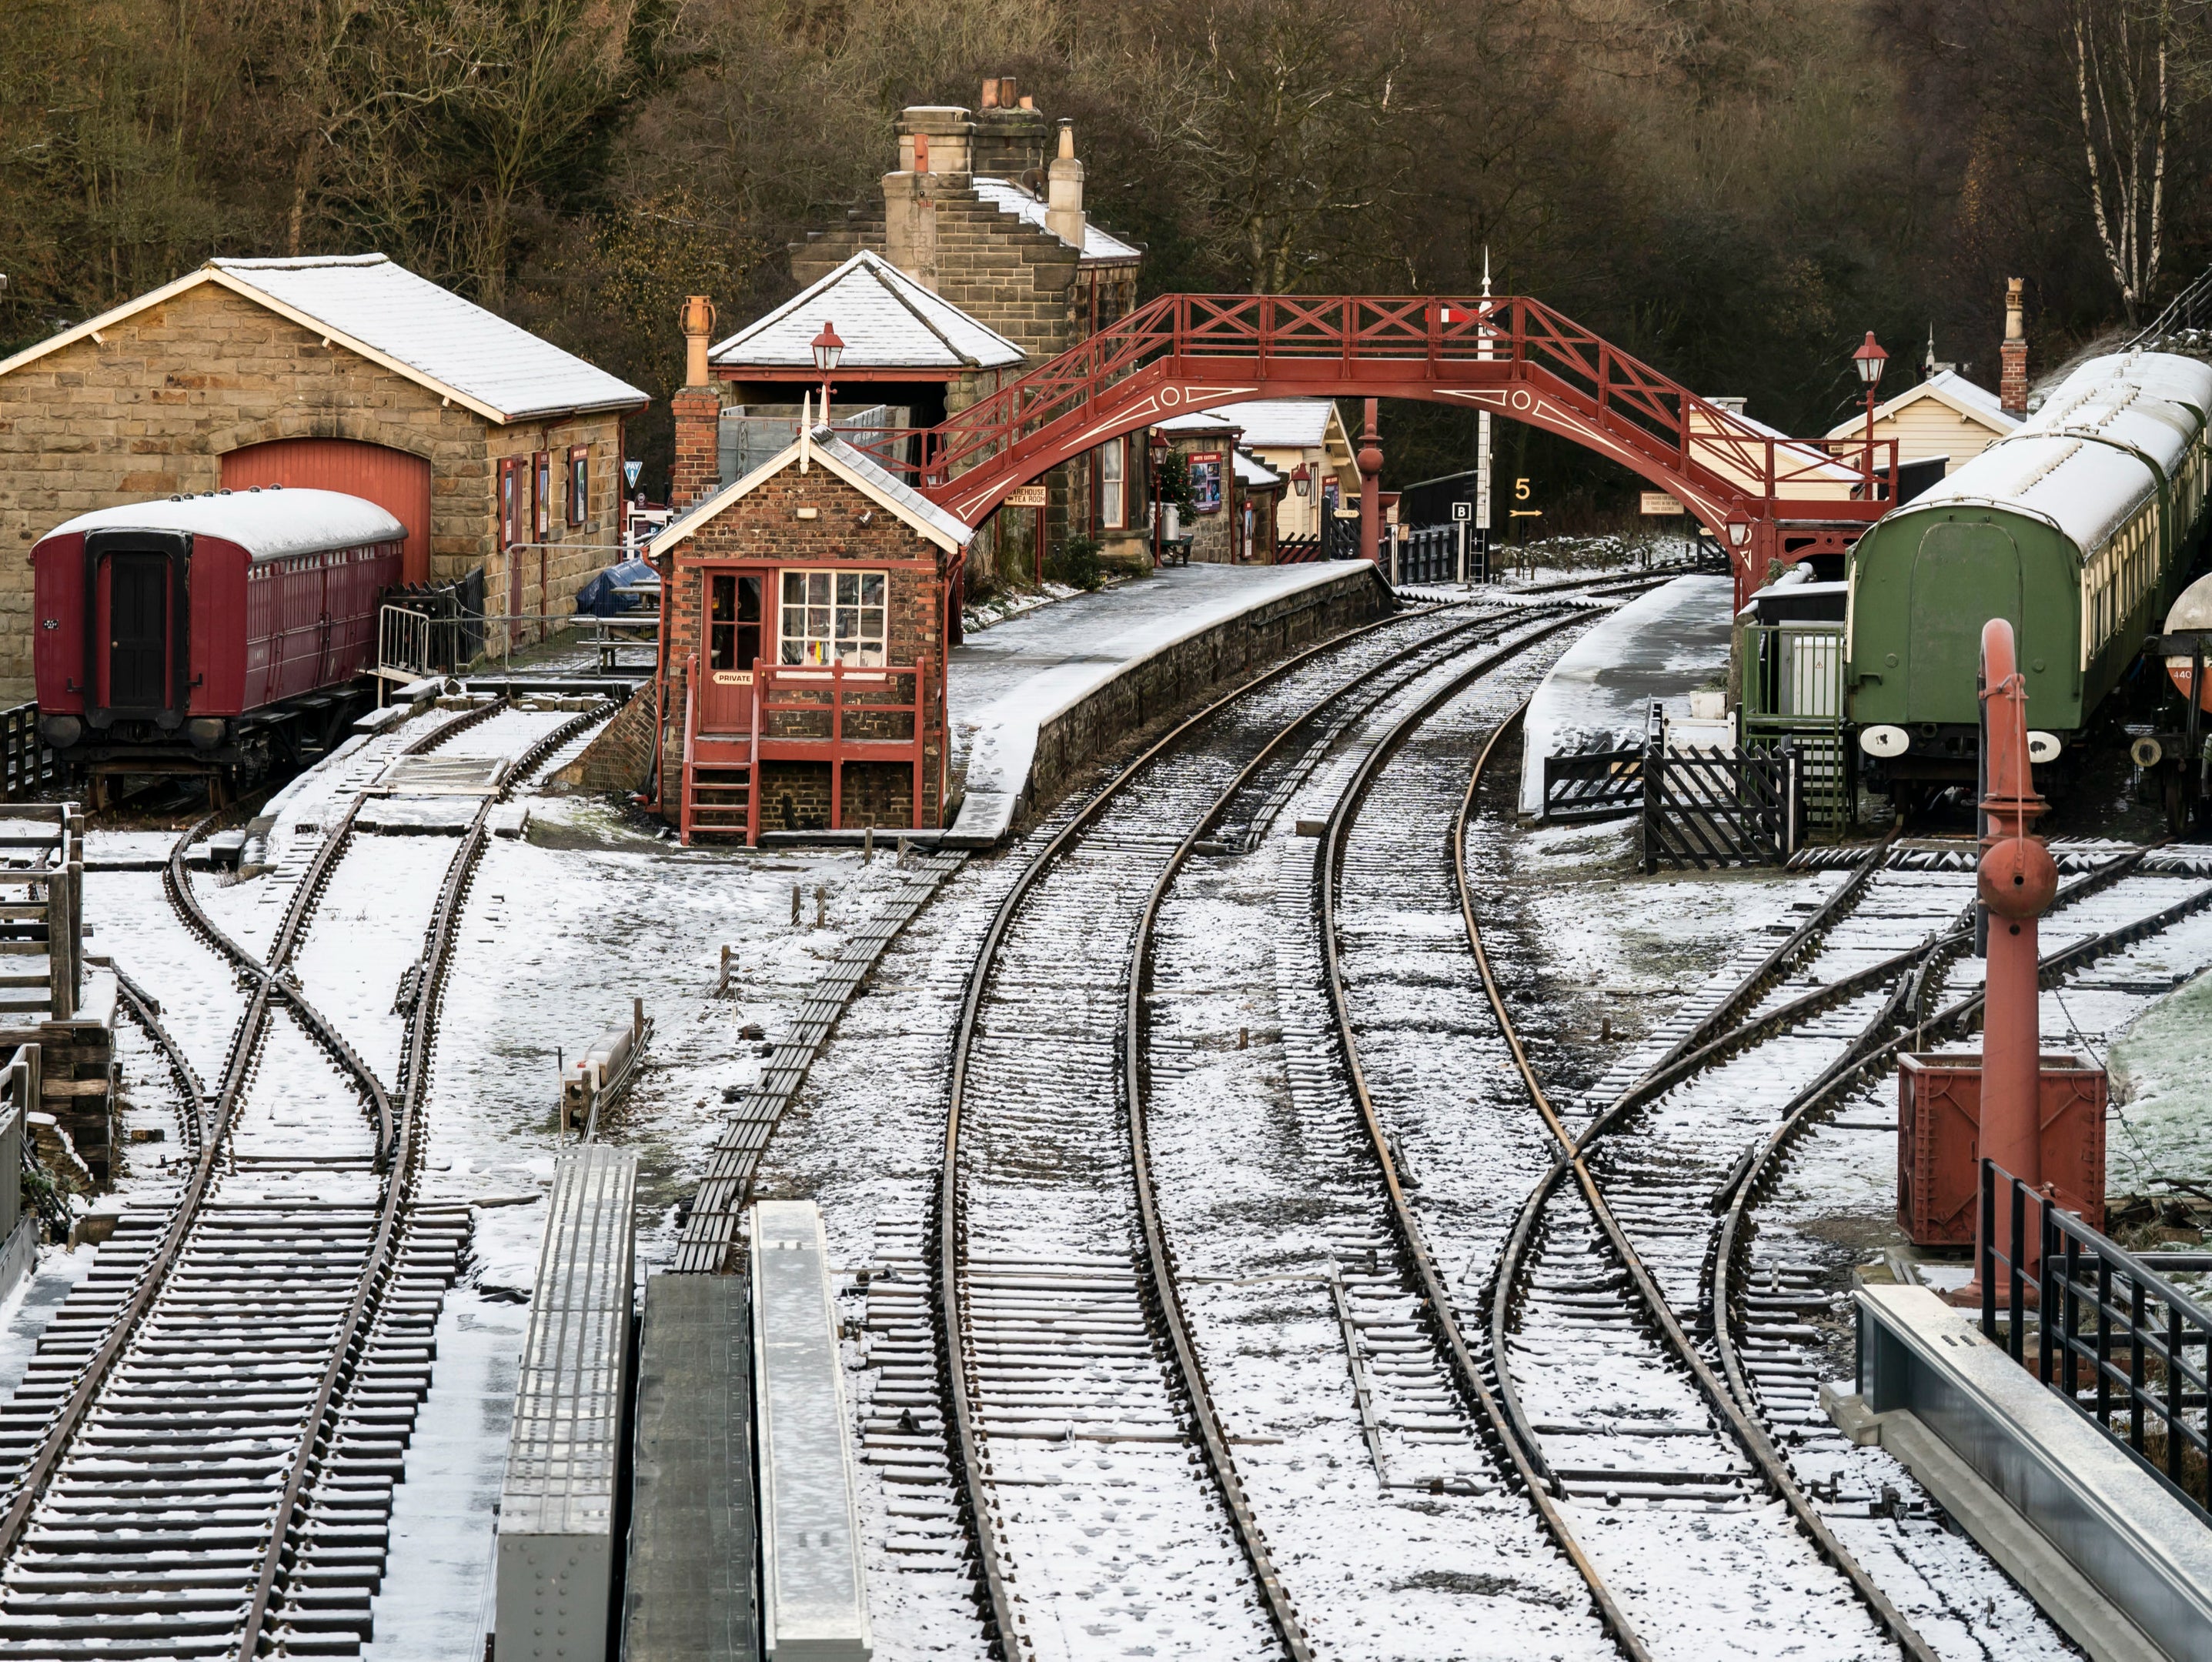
[1854,330,1888,462]
[811,320,845,423]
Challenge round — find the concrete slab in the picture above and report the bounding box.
[1517,574,1734,816]
[945,560,1382,843]
[1843,1283,2212,1662]
[623,1273,760,1662]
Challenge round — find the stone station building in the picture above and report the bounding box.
[679,81,1152,589]
[0,253,648,676]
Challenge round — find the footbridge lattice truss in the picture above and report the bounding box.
[886,294,1895,595]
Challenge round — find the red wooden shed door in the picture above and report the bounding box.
[221,439,433,585]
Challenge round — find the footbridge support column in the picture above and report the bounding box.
[1358,398,1382,564]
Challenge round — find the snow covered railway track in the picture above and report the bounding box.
[1455,709,1939,1662]
[0,697,613,1658]
[937,601,1598,1661]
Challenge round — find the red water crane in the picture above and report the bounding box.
[1977,616,2059,1277]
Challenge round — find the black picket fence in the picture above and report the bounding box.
[1542,746,1642,823]
[1641,744,1802,871]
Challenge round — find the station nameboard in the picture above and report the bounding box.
[1639,492,1686,516]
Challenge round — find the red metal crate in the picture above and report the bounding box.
[1896,1052,2107,1246]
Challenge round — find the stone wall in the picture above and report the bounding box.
[0,280,630,679]
[1022,563,1393,814]
[554,682,657,795]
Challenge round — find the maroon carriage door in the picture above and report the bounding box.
[222,439,433,585]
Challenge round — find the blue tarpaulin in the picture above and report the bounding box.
[574,558,659,616]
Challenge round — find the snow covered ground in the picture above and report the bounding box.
[1516,574,1736,816]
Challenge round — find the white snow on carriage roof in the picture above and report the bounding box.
[1901,350,2212,552]
[710,251,1024,372]
[971,179,1141,262]
[42,487,405,560]
[209,255,647,422]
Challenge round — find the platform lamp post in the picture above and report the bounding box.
[1854,331,1889,489]
[810,320,845,428]
[1149,432,1168,568]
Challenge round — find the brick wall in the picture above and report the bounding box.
[660,460,953,830]
[0,280,631,682]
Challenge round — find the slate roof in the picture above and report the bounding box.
[971,179,1143,263]
[1196,399,1338,448]
[1234,451,1282,488]
[710,252,1024,373]
[0,254,648,425]
[650,424,973,556]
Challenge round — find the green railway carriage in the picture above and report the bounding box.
[1845,351,2212,784]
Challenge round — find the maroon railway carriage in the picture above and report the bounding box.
[32,487,406,784]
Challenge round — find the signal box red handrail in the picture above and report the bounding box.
[742,659,930,844]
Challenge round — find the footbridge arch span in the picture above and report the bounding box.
[894,294,1895,600]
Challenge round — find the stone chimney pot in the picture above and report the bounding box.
[1046,119,1087,250]
[2000,278,2028,418]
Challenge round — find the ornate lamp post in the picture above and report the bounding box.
[1854,330,1889,471]
[810,320,846,422]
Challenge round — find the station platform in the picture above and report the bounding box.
[1515,573,1735,817]
[946,559,1389,843]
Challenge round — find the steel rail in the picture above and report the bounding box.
[0,692,606,1655]
[935,601,1534,1660]
[1310,622,1653,1659]
[240,696,614,1654]
[1708,868,2212,1428]
[1462,703,1946,1662]
[109,961,208,1147]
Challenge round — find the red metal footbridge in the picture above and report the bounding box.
[880,294,1896,602]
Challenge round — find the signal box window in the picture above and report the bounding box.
[708,573,764,672]
[780,569,887,666]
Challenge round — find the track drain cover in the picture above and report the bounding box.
[376,755,510,796]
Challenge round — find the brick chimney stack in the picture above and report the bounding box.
[671,293,720,509]
[2000,278,2028,417]
[1045,120,1086,251]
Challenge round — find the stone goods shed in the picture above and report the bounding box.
[0,253,648,678]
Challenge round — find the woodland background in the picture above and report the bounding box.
[2,0,2206,520]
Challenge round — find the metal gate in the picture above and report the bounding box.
[1642,746,1801,871]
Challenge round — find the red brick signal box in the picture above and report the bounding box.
[652,419,971,842]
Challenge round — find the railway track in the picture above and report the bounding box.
[1448,710,2212,1655]
[932,594,1634,1660]
[0,696,611,1657]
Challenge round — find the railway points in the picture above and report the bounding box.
[3,559,2210,1662]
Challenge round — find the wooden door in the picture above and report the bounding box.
[700,569,767,733]
[105,555,168,709]
[222,438,434,585]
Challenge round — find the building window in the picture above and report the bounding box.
[533,450,553,539]
[780,569,887,666]
[500,457,521,548]
[568,445,589,527]
[1098,438,1126,529]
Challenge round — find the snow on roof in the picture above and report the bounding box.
[650,425,971,557]
[1827,368,2020,439]
[0,255,648,425]
[1200,399,1338,449]
[40,487,405,561]
[1234,451,1281,488]
[971,179,1142,263]
[710,252,1024,373]
[1154,409,1239,435]
[1903,351,2212,552]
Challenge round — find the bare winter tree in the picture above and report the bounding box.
[2072,0,2181,318]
